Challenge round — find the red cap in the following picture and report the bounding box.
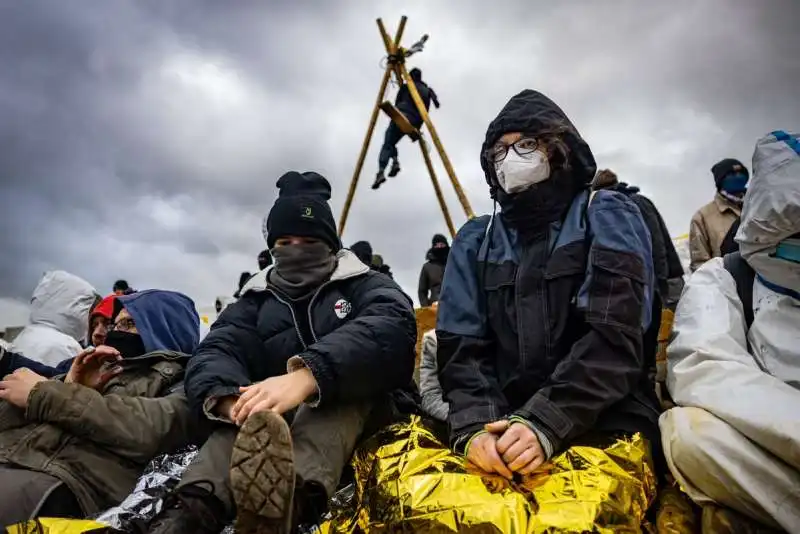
[91,294,117,320]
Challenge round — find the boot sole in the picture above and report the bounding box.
[230,410,295,534]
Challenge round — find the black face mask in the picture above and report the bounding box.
[104,331,147,359]
[497,172,577,240]
[430,246,449,263]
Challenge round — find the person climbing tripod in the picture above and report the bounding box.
[372,68,439,190]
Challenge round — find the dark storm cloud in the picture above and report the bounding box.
[0,0,798,317]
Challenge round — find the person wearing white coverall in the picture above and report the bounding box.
[11,271,98,367]
[660,130,800,531]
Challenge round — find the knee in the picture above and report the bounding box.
[660,406,724,474]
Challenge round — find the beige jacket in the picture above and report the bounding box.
[689,193,741,271]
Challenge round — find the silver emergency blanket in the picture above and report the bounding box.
[93,446,354,534]
[94,447,199,531]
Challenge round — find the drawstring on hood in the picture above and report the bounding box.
[480,90,596,239]
[269,242,337,299]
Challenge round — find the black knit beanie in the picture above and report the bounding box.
[350,241,373,266]
[264,171,341,251]
[432,234,448,247]
[711,158,748,191]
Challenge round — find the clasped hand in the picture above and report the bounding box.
[466,420,546,479]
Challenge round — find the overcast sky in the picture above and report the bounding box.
[1,0,798,327]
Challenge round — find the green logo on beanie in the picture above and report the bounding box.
[301,206,314,219]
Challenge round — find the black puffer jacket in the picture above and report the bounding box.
[437,90,661,458]
[185,250,417,416]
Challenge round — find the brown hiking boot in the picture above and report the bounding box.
[230,410,295,534]
[701,504,780,534]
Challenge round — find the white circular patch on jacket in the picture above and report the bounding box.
[334,299,352,319]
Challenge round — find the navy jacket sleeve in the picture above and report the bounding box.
[294,273,416,406]
[436,217,510,450]
[184,295,263,414]
[0,346,71,378]
[513,191,654,452]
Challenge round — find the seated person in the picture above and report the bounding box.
[0,295,118,379]
[418,304,448,423]
[437,90,660,487]
[660,130,800,532]
[0,289,200,526]
[11,270,99,366]
[147,171,416,534]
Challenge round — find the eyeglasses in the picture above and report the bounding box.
[110,318,136,333]
[488,137,539,164]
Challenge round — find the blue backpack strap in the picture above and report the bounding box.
[771,130,800,156]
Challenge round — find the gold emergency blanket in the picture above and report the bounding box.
[5,519,107,534]
[322,416,657,533]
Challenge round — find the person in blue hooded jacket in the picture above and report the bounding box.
[0,289,201,526]
[436,90,662,483]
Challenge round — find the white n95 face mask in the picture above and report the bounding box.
[495,150,551,194]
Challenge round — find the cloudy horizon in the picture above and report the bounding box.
[1,0,798,327]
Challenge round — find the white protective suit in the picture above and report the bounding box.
[11,271,98,367]
[660,131,800,531]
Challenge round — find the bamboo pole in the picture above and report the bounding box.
[397,63,474,220]
[338,17,408,238]
[417,136,456,237]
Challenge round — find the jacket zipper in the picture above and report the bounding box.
[306,280,333,343]
[266,288,308,349]
[268,258,367,348]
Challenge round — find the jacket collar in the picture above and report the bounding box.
[120,350,190,367]
[714,192,742,214]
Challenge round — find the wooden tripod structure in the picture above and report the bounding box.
[338,16,474,239]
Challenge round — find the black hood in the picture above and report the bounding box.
[615,182,641,196]
[350,241,374,267]
[480,90,597,197]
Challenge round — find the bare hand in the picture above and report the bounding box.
[0,368,49,408]
[231,368,317,425]
[495,422,545,475]
[66,346,123,390]
[466,432,513,479]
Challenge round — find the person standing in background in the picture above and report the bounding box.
[257,250,272,271]
[113,280,135,296]
[689,158,748,271]
[418,234,449,307]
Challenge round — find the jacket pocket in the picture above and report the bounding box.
[482,262,518,341]
[544,241,587,341]
[587,247,646,331]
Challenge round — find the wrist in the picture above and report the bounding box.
[293,367,317,398]
[215,396,237,418]
[509,415,554,460]
[463,430,488,457]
